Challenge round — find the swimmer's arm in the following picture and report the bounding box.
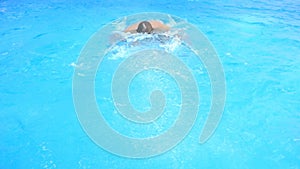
[109,31,126,45]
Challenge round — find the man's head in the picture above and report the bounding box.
[136,21,153,34]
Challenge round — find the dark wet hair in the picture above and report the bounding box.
[136,21,153,34]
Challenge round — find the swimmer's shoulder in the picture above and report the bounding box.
[149,20,170,31]
[124,22,139,33]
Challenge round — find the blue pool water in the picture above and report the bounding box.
[1,0,300,168]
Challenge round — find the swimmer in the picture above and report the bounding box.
[124,20,170,34]
[109,20,185,45]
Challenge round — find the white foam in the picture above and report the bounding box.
[108,30,184,60]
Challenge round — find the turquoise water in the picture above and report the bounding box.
[1,0,300,168]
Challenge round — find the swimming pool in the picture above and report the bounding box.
[1,0,299,168]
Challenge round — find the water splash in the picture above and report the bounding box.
[108,31,183,60]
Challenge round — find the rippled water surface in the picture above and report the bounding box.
[0,0,299,168]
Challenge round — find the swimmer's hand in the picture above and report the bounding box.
[109,31,127,45]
